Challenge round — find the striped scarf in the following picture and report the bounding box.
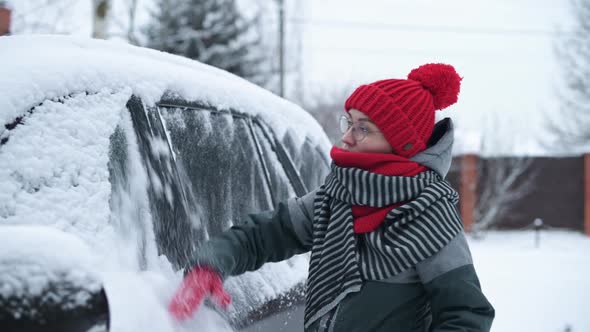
[304,165,463,330]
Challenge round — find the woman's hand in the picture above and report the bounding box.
[168,266,231,320]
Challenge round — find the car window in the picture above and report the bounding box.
[279,128,331,193]
[252,123,296,202]
[125,97,202,269]
[154,101,316,325]
[157,106,276,234]
[0,91,134,247]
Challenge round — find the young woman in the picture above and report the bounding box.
[169,63,495,332]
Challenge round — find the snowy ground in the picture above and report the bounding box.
[176,230,590,332]
[469,230,590,332]
[244,230,590,332]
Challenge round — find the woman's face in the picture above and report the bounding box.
[340,109,394,154]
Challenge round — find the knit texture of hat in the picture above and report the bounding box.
[345,63,461,158]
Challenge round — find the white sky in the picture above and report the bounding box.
[7,0,576,155]
[301,0,573,155]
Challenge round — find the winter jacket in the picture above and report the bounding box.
[192,118,495,332]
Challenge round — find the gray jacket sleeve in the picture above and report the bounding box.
[415,232,474,284]
[416,232,495,332]
[190,190,316,278]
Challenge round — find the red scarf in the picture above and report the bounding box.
[330,146,428,233]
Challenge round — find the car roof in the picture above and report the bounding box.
[0,34,330,150]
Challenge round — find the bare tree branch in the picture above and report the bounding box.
[473,113,538,234]
[13,0,61,21]
[12,0,80,34]
[302,83,356,144]
[546,0,590,151]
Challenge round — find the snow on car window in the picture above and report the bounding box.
[253,123,296,200]
[0,91,234,331]
[159,107,270,234]
[280,129,331,192]
[158,106,309,323]
[0,90,133,254]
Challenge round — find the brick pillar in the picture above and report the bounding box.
[585,153,590,236]
[460,154,478,232]
[0,7,11,36]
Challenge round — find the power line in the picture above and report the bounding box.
[266,17,575,38]
[310,46,545,59]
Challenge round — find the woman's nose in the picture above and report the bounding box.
[341,127,355,146]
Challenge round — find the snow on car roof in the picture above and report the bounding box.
[0,34,330,149]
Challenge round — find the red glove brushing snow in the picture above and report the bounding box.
[168,266,231,320]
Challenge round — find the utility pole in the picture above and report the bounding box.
[293,0,306,104]
[92,0,110,39]
[278,0,285,98]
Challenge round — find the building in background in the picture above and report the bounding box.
[0,1,10,36]
[448,153,590,236]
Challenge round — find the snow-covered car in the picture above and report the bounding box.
[0,35,331,331]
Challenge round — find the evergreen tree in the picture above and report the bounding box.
[550,0,590,148]
[146,0,270,88]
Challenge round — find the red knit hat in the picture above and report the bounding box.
[344,63,462,158]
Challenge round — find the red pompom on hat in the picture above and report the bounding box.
[345,63,462,158]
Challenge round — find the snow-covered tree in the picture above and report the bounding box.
[9,0,73,34]
[549,0,590,149]
[145,0,270,88]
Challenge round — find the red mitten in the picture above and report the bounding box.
[168,267,231,320]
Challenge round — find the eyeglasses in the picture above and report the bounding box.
[339,115,383,142]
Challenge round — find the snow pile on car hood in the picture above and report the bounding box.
[0,226,102,315]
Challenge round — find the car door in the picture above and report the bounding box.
[142,95,327,328]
